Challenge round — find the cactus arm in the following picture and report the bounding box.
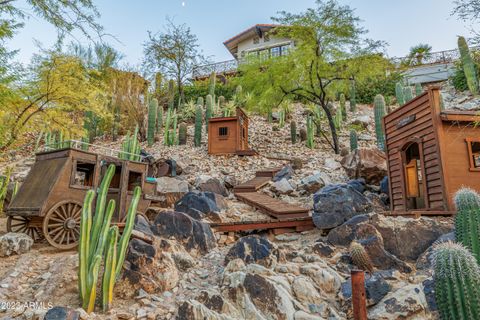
[85,255,102,313]
[79,190,94,302]
[115,186,141,278]
[102,226,118,312]
[93,199,115,258]
[89,164,115,262]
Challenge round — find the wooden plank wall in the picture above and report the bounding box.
[383,89,445,212]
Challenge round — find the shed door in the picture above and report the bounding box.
[403,142,425,210]
[405,160,419,198]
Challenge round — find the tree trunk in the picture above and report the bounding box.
[323,107,340,154]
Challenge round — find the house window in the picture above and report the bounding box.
[467,138,480,170]
[219,127,229,136]
[127,171,142,191]
[271,46,281,57]
[253,36,259,44]
[72,161,95,187]
[101,163,122,189]
[280,44,291,56]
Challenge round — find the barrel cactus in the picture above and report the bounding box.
[147,98,158,146]
[433,241,480,320]
[194,105,202,147]
[290,120,297,144]
[395,82,405,106]
[178,123,187,145]
[349,241,374,273]
[454,188,480,262]
[374,94,386,151]
[299,128,307,142]
[350,130,358,152]
[458,36,479,95]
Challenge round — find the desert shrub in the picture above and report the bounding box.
[355,72,403,105]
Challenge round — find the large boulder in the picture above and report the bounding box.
[150,211,216,255]
[369,214,454,261]
[224,236,279,268]
[155,177,189,207]
[149,158,183,177]
[327,215,370,246]
[341,148,387,185]
[196,175,229,197]
[118,238,179,295]
[298,172,332,194]
[416,232,455,270]
[0,232,33,257]
[174,192,221,220]
[44,306,80,320]
[313,184,372,229]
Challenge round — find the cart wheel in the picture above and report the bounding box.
[6,216,43,241]
[43,201,82,250]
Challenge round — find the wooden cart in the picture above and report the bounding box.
[6,146,158,249]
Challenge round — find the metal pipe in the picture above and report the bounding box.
[351,270,368,320]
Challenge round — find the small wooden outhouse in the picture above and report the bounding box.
[208,108,253,155]
[384,86,480,215]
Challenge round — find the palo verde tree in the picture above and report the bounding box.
[143,18,208,105]
[238,0,387,154]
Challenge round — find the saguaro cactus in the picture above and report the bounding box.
[433,242,480,320]
[374,94,386,151]
[156,105,163,134]
[196,96,204,107]
[454,188,480,262]
[395,82,405,106]
[205,94,213,130]
[350,130,358,152]
[290,120,297,144]
[194,105,202,147]
[349,80,357,112]
[178,123,187,145]
[458,36,479,95]
[218,96,225,110]
[339,93,347,121]
[167,80,175,109]
[306,116,315,149]
[208,72,216,101]
[119,126,141,161]
[147,98,158,146]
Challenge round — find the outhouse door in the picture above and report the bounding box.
[403,142,426,210]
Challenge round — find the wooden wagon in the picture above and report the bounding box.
[6,145,158,249]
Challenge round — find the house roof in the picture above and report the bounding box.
[223,24,280,58]
[440,110,480,122]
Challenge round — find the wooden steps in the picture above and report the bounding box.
[233,176,272,193]
[255,167,283,178]
[210,217,314,233]
[235,192,310,220]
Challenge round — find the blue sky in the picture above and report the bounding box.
[8,0,474,67]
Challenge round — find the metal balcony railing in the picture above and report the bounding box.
[193,46,480,79]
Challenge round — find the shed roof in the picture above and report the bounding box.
[440,110,480,122]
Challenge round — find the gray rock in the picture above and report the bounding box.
[44,306,80,320]
[327,215,370,246]
[271,178,295,195]
[225,236,279,268]
[196,176,228,197]
[273,165,294,182]
[298,172,331,194]
[313,184,372,229]
[341,272,391,306]
[174,192,220,220]
[0,232,33,257]
[341,148,387,185]
[155,177,190,207]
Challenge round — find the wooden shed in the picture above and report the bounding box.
[384,86,480,216]
[208,108,254,155]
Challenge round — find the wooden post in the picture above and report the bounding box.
[351,270,367,320]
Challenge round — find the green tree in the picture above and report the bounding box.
[237,0,386,154]
[143,18,208,105]
[406,43,432,66]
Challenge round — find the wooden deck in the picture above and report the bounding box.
[235,192,310,219]
[210,217,314,233]
[233,176,272,193]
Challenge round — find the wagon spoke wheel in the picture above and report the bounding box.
[6,216,43,242]
[43,201,82,250]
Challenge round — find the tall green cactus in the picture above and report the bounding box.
[156,105,163,134]
[279,109,285,128]
[403,86,414,103]
[205,94,213,130]
[415,83,423,96]
[374,94,386,151]
[349,80,356,112]
[79,164,141,313]
[458,36,479,95]
[306,116,315,149]
[119,126,141,161]
[164,109,178,146]
[197,96,204,107]
[334,108,342,130]
[0,167,12,214]
[395,82,405,106]
[194,105,202,147]
[350,130,358,152]
[433,242,480,320]
[290,120,297,144]
[167,80,175,109]
[218,96,225,110]
[178,123,187,145]
[339,93,347,121]
[454,188,480,263]
[208,72,216,103]
[147,98,158,146]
